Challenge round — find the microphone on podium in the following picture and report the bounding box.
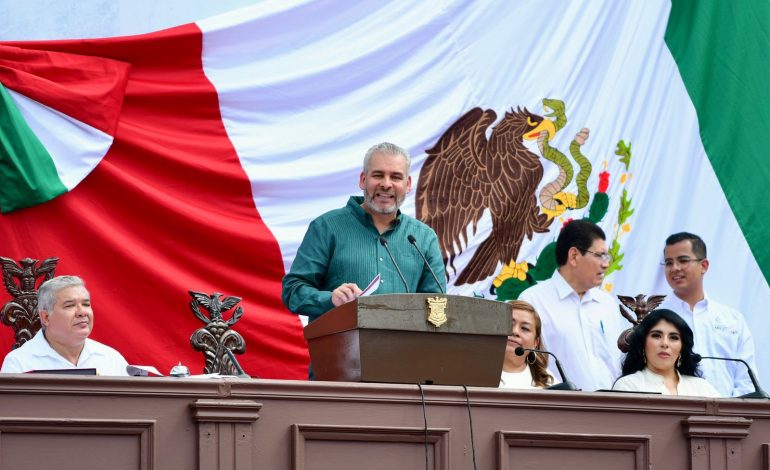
[407,234,444,293]
[379,236,410,293]
[224,347,251,379]
[515,346,577,391]
[694,354,768,399]
[213,341,251,379]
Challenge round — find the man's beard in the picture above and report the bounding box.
[363,189,404,215]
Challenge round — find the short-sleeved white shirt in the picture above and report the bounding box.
[519,270,627,391]
[1,329,129,376]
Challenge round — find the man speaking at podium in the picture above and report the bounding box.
[282,142,446,324]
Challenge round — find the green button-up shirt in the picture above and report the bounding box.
[282,196,446,322]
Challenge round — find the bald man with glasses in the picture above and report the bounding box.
[658,232,757,397]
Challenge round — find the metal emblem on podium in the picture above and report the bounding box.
[426,296,448,327]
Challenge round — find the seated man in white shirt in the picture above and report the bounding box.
[519,220,626,391]
[659,232,757,397]
[1,275,129,376]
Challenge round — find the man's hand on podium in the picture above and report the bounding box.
[332,283,362,306]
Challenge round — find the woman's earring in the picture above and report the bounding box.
[676,355,682,368]
[527,352,536,365]
[643,353,647,365]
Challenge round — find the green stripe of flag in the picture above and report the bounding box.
[0,82,67,212]
[665,0,770,280]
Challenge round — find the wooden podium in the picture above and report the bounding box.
[303,294,511,386]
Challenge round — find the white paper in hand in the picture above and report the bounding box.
[359,273,381,297]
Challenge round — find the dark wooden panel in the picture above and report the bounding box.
[0,419,154,470]
[293,424,450,470]
[497,431,650,470]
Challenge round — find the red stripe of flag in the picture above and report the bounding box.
[0,24,309,378]
[0,44,129,135]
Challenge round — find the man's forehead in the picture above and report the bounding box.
[367,152,409,173]
[664,240,694,257]
[55,286,90,301]
[589,238,607,251]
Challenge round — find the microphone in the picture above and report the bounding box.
[407,234,444,293]
[693,354,768,399]
[379,236,410,293]
[224,347,251,379]
[515,346,577,391]
[213,342,251,379]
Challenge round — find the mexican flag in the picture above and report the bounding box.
[0,0,768,386]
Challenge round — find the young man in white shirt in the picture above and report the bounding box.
[659,232,757,397]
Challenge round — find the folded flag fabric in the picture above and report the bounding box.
[0,45,127,212]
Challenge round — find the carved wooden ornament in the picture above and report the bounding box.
[0,257,58,350]
[188,291,246,375]
[616,293,666,353]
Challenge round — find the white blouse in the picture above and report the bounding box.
[612,367,721,397]
[499,366,556,389]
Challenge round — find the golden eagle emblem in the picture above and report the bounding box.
[426,296,448,327]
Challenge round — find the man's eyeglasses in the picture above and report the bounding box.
[583,249,611,262]
[661,257,704,269]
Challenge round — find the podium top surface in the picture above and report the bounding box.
[304,294,511,339]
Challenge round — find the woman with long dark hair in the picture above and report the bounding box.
[500,300,554,389]
[613,309,720,396]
